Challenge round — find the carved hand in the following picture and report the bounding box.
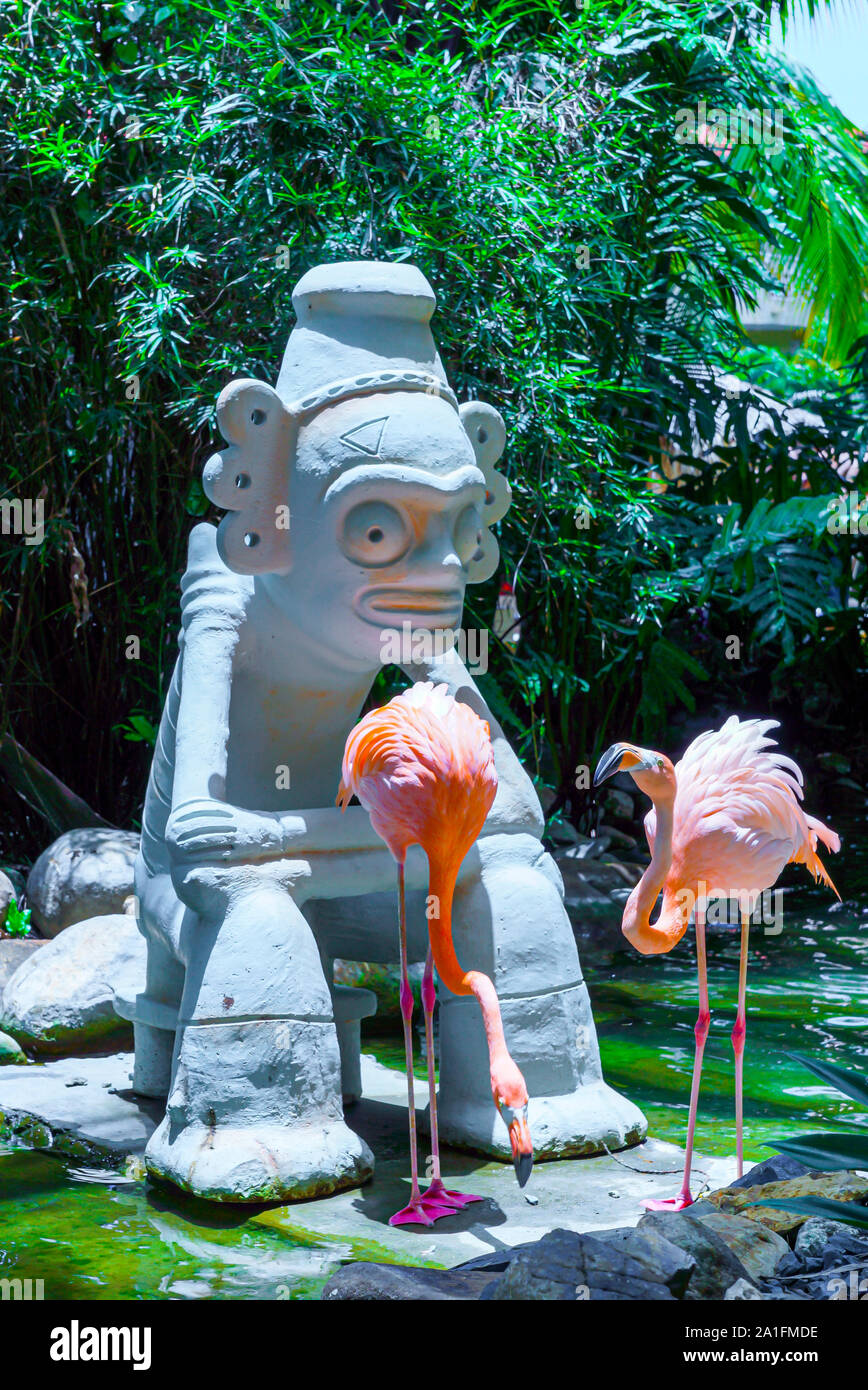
[166,798,285,865]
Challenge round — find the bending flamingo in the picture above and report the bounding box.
[594,717,840,1210]
[338,681,533,1227]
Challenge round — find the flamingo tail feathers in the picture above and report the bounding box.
[798,815,841,901]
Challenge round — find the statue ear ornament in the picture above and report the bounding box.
[459,400,511,585]
[202,379,295,576]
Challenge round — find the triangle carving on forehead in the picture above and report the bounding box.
[339,416,388,457]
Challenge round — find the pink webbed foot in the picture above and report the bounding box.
[641,1191,695,1212]
[389,1199,436,1228]
[422,1179,484,1214]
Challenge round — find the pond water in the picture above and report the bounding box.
[0,814,865,1299]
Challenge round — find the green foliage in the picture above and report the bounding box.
[0,0,866,850]
[115,714,159,747]
[2,896,31,938]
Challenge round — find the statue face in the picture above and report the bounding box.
[263,393,487,669]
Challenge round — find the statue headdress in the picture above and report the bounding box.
[202,261,511,581]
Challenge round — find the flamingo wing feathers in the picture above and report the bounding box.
[670,717,840,898]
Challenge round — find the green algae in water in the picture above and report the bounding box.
[0,1145,347,1300]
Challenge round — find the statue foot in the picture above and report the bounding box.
[144,1116,373,1204]
[642,1192,694,1212]
[421,1178,483,1211]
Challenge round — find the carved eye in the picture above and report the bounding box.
[340,501,411,567]
[453,504,484,565]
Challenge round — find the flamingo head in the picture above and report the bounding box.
[594,742,675,803]
[493,1060,533,1188]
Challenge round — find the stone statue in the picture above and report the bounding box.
[125,261,645,1202]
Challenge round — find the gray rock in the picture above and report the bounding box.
[452,1240,550,1274]
[0,914,143,1053]
[638,1210,759,1300]
[725,1277,766,1300]
[26,829,139,937]
[0,1029,26,1065]
[794,1216,868,1262]
[547,820,584,847]
[760,1280,813,1300]
[0,871,15,931]
[775,1250,807,1277]
[691,1208,790,1279]
[602,787,635,823]
[730,1153,810,1189]
[485,1226,694,1301]
[321,1263,499,1300]
[0,1051,157,1156]
[821,1233,868,1268]
[599,824,637,851]
[0,939,45,993]
[1,867,26,901]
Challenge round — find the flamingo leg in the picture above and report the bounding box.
[420,944,483,1216]
[732,910,750,1178]
[643,906,709,1212]
[389,861,434,1228]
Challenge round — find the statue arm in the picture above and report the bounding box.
[166,523,289,866]
[165,616,283,865]
[171,622,235,809]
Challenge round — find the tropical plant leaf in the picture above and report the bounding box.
[749,1197,868,1229]
[784,1052,868,1110]
[762,1133,868,1172]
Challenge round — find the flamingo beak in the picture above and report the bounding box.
[594,743,633,785]
[594,743,652,786]
[508,1106,533,1188]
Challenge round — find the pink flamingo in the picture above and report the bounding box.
[338,681,533,1227]
[594,717,840,1210]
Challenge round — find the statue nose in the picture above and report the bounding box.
[412,517,464,575]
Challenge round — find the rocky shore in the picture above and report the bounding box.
[322,1154,868,1301]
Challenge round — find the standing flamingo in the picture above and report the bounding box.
[337,681,533,1227]
[594,717,840,1211]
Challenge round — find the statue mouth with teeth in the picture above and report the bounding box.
[126,260,645,1205]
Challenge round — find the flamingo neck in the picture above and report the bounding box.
[622,799,688,955]
[426,857,512,1080]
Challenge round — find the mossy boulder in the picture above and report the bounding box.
[0,914,144,1054]
[0,1029,26,1065]
[702,1172,868,1234]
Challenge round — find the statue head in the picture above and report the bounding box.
[202,262,511,667]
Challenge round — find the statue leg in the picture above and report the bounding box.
[126,867,186,1100]
[435,832,647,1160]
[143,878,373,1203]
